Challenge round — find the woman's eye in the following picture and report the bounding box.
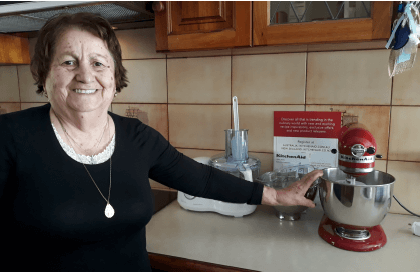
[94,62,104,67]
[63,60,75,66]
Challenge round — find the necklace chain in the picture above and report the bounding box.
[59,116,108,157]
[52,109,114,218]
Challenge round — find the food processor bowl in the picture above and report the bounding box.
[319,168,395,227]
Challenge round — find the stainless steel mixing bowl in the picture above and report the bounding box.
[319,168,395,227]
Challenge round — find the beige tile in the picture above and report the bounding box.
[20,102,47,111]
[392,53,420,105]
[0,103,20,114]
[389,106,420,161]
[232,44,307,55]
[375,159,387,173]
[168,57,231,104]
[116,28,166,60]
[167,49,232,58]
[114,59,167,103]
[307,41,387,52]
[0,66,19,102]
[249,152,273,176]
[232,53,306,104]
[29,37,37,60]
[168,105,231,150]
[18,65,48,103]
[237,105,305,153]
[306,105,391,160]
[306,50,392,105]
[387,161,420,215]
[112,103,168,140]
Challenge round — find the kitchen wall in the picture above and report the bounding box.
[1,28,419,215]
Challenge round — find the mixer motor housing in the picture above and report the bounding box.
[334,123,381,176]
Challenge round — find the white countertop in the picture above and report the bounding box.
[146,200,420,272]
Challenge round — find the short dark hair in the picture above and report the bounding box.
[30,12,128,94]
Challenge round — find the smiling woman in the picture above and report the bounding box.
[46,29,116,113]
[31,13,128,95]
[0,12,321,272]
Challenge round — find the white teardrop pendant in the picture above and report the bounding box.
[105,203,115,218]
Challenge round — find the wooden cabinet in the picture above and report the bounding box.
[253,1,394,46]
[149,253,258,272]
[0,34,30,64]
[154,1,395,52]
[154,1,252,52]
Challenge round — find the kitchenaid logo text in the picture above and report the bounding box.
[339,154,375,163]
[276,154,307,159]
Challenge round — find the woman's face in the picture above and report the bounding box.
[45,28,116,115]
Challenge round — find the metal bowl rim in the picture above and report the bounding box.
[321,169,396,187]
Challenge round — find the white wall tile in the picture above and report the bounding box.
[232,53,306,104]
[168,104,231,150]
[18,65,48,102]
[388,161,420,215]
[307,50,391,105]
[168,57,231,104]
[392,53,420,105]
[114,59,167,103]
[116,28,166,60]
[0,66,20,102]
[389,106,420,161]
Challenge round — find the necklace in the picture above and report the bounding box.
[52,109,115,218]
[61,116,108,160]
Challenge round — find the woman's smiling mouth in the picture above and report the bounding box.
[73,89,97,94]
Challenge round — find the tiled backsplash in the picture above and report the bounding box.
[1,28,419,215]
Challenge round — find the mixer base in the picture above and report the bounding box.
[318,215,387,252]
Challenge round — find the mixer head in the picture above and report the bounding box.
[335,123,382,176]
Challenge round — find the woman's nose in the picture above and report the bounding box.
[75,62,94,83]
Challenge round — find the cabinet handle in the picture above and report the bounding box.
[152,1,164,13]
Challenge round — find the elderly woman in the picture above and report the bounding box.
[0,13,322,271]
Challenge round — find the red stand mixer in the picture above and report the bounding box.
[318,123,396,252]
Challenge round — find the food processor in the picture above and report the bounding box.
[177,97,261,217]
[318,123,396,252]
[177,129,261,217]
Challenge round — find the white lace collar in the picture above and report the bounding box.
[51,123,115,165]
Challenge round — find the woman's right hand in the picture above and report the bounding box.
[261,170,323,208]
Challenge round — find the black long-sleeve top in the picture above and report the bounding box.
[0,104,264,271]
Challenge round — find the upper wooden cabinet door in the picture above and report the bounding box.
[155,1,252,52]
[253,1,394,46]
[0,34,30,64]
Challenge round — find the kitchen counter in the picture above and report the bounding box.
[152,189,177,214]
[146,200,420,272]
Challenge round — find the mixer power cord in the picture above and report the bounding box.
[393,195,420,218]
